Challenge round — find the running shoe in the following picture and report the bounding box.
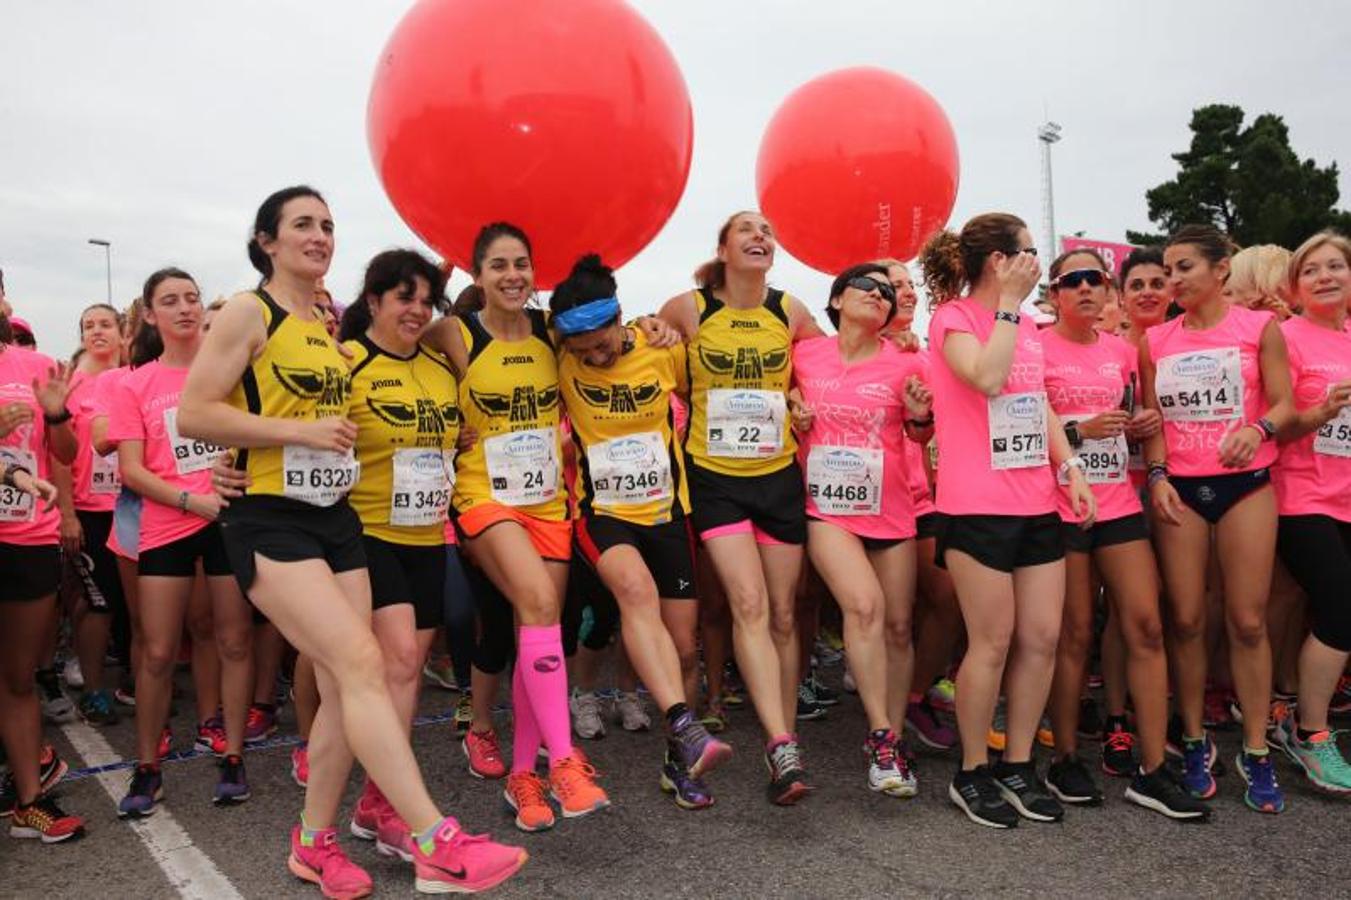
[9,797,85,843]
[719,687,745,709]
[1237,750,1286,814]
[807,670,840,707]
[422,654,459,691]
[291,743,309,788]
[795,680,827,721]
[906,696,957,751]
[1273,707,1351,795]
[0,746,68,820]
[1077,696,1103,740]
[927,677,957,713]
[63,657,84,690]
[503,771,555,832]
[157,727,174,761]
[195,716,228,757]
[114,678,136,708]
[1203,687,1236,729]
[659,754,714,810]
[1046,755,1103,806]
[288,824,373,900]
[1329,674,1351,715]
[245,704,277,744]
[411,817,528,895]
[549,754,609,818]
[118,764,163,818]
[1124,765,1210,821]
[987,698,1007,754]
[699,700,729,734]
[350,784,386,840]
[78,689,119,726]
[1181,735,1218,799]
[1100,719,1138,778]
[463,728,507,780]
[36,668,75,724]
[990,760,1064,822]
[615,691,651,732]
[374,811,413,862]
[864,729,906,795]
[764,737,812,806]
[569,689,606,740]
[453,692,474,734]
[669,709,733,779]
[1036,716,1056,750]
[842,668,857,694]
[214,754,251,805]
[948,765,1018,829]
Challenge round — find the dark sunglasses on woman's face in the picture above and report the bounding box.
[847,276,896,302]
[1052,268,1107,290]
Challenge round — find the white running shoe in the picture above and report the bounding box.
[615,691,651,732]
[569,689,605,740]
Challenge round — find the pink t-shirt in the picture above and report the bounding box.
[1273,315,1351,521]
[1147,304,1277,477]
[903,349,936,518]
[927,298,1057,516]
[0,347,62,545]
[107,361,218,552]
[793,336,924,539]
[68,368,121,512]
[1041,329,1142,524]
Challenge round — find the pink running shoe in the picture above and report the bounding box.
[375,812,414,863]
[288,825,373,900]
[291,744,309,788]
[463,728,507,780]
[348,784,385,841]
[412,818,528,895]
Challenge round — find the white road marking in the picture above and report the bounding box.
[59,720,244,900]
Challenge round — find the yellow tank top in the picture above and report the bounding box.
[685,288,796,477]
[230,291,354,502]
[345,335,460,546]
[451,309,566,521]
[559,328,690,526]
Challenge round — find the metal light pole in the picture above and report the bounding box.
[88,238,112,304]
[1037,121,1062,276]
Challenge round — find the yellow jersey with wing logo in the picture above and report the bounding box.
[685,288,796,476]
[230,291,355,503]
[559,328,690,526]
[451,309,566,521]
[345,335,460,546]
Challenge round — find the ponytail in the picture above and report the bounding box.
[918,229,965,308]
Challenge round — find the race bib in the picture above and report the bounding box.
[706,389,785,458]
[988,392,1048,470]
[0,449,37,522]
[163,407,227,475]
[587,432,673,508]
[283,446,360,507]
[1061,435,1128,485]
[91,450,122,495]
[806,445,883,516]
[1314,404,1351,459]
[1155,348,1244,423]
[390,448,455,526]
[484,427,558,506]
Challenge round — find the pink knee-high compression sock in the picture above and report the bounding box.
[516,624,574,764]
[511,660,542,774]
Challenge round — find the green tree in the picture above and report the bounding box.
[1128,104,1351,247]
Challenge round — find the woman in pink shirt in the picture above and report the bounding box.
[109,268,254,816]
[878,260,960,752]
[1268,232,1351,793]
[791,263,933,798]
[1041,249,1205,820]
[1141,224,1295,812]
[919,213,1095,829]
[0,324,85,843]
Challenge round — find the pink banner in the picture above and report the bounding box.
[1060,237,1139,277]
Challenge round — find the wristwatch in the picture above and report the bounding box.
[43,407,72,425]
[1063,420,1083,449]
[994,310,1021,326]
[1058,456,1086,479]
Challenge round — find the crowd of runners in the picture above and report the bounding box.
[1,188,1349,896]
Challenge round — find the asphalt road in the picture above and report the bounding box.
[5,662,1347,899]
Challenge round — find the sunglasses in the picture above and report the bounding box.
[846,276,897,302]
[1052,269,1107,289]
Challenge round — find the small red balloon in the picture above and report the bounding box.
[756,67,959,272]
[368,0,693,288]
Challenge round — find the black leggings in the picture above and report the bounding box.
[460,556,516,676]
[561,557,619,658]
[1276,514,1351,652]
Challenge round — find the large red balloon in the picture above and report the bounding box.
[756,67,959,272]
[367,0,693,288]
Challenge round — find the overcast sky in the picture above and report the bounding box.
[4,0,1348,357]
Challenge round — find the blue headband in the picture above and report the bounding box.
[553,297,620,336]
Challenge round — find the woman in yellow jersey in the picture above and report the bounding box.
[658,211,824,806]
[330,249,463,856]
[178,187,525,897]
[421,223,609,832]
[552,255,734,812]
